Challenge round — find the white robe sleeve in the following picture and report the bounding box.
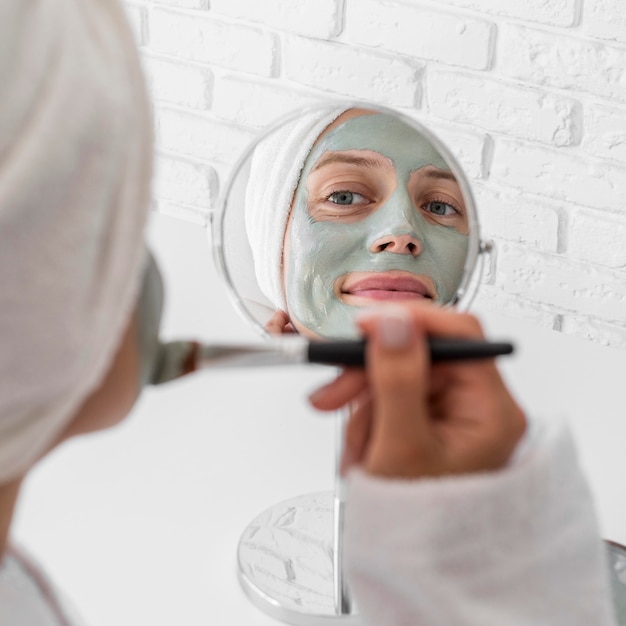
[344,420,617,626]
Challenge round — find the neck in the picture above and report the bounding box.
[0,478,22,558]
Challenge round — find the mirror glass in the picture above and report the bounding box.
[214,102,482,341]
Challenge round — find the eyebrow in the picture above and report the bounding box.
[311,152,390,172]
[422,168,458,182]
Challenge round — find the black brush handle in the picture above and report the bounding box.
[308,338,514,367]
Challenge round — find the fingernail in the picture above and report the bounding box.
[308,384,330,405]
[377,309,414,349]
[307,390,322,405]
[355,306,383,322]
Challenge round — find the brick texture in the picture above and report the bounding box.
[210,0,342,38]
[344,0,494,70]
[123,0,626,349]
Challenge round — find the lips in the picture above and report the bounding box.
[339,271,436,302]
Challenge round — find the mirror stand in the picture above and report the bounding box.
[217,101,489,625]
[333,408,352,616]
[236,409,359,625]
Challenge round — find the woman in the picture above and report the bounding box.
[245,107,469,339]
[0,3,616,624]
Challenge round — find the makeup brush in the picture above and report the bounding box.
[149,336,514,385]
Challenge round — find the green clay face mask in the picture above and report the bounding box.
[284,113,470,339]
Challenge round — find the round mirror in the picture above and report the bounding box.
[214,102,483,342]
[211,101,486,625]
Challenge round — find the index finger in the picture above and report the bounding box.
[308,368,367,412]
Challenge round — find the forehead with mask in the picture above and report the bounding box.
[282,110,469,340]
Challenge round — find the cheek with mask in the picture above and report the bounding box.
[283,114,469,340]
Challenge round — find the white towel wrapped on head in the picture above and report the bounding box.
[0,0,152,483]
[244,106,347,312]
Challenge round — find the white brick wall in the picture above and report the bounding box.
[498,24,626,103]
[125,0,626,350]
[281,36,422,105]
[156,106,256,164]
[584,0,626,44]
[145,54,213,109]
[491,139,626,210]
[211,76,325,127]
[343,0,495,71]
[432,0,579,28]
[210,0,342,39]
[427,71,582,146]
[583,103,626,162]
[149,7,277,76]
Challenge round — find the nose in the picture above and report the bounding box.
[370,233,422,257]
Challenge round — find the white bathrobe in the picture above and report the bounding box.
[345,419,618,625]
[0,546,85,626]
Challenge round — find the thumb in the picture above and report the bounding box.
[358,308,434,476]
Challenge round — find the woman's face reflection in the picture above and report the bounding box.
[282,110,469,340]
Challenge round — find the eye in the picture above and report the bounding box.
[424,200,458,216]
[327,190,369,205]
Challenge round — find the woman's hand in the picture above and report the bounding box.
[264,309,296,335]
[309,303,526,479]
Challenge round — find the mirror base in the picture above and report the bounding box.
[606,540,626,624]
[237,491,360,625]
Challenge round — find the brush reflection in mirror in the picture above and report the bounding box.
[245,108,469,340]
